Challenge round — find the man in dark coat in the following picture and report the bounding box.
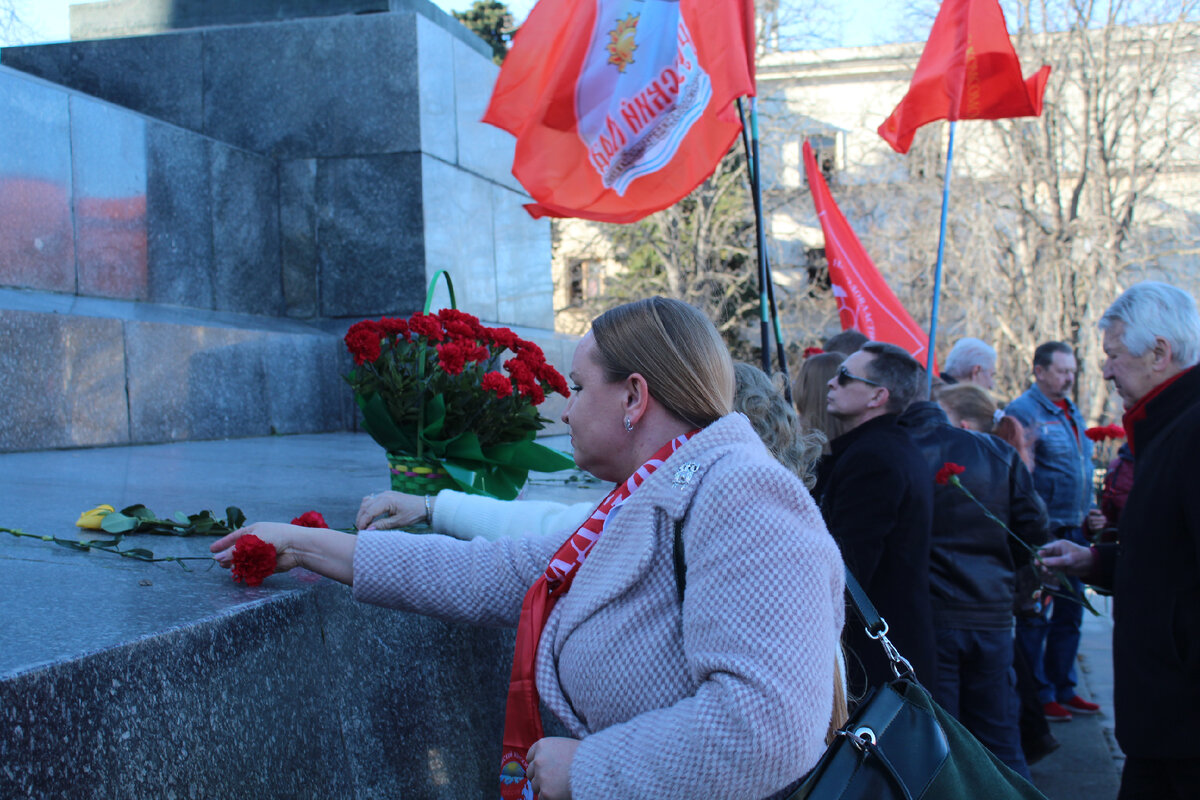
[900,400,1049,779]
[1040,281,1200,800]
[815,342,934,698]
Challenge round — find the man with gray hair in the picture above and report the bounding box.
[1040,281,1200,800]
[941,337,998,389]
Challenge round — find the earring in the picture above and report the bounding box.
[624,417,634,432]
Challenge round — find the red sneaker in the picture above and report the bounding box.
[1062,695,1101,714]
[1043,701,1073,722]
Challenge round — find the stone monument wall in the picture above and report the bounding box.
[0,3,566,453]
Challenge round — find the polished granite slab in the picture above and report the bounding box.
[0,431,600,798]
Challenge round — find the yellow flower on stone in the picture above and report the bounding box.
[76,504,116,529]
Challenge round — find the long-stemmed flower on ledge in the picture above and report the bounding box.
[935,462,1099,615]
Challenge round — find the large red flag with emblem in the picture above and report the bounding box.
[483,0,756,223]
[878,0,1050,154]
[804,142,931,366]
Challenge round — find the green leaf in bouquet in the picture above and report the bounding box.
[442,461,480,492]
[422,393,447,439]
[358,393,418,453]
[226,506,246,530]
[498,439,575,473]
[100,512,141,534]
[445,431,487,464]
[480,466,523,501]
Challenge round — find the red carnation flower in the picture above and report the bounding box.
[231,534,277,587]
[344,322,383,365]
[378,317,409,340]
[803,346,825,358]
[1084,426,1107,442]
[514,340,546,365]
[505,358,534,382]
[482,371,514,398]
[437,342,467,376]
[1106,424,1126,439]
[290,511,328,528]
[537,362,570,397]
[518,381,546,405]
[408,312,445,342]
[483,326,519,350]
[438,308,485,337]
[935,462,967,485]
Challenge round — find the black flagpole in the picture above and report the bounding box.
[737,98,792,401]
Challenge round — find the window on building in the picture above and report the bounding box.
[567,259,604,306]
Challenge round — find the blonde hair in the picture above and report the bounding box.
[733,363,824,489]
[936,383,999,433]
[592,297,734,428]
[792,352,847,452]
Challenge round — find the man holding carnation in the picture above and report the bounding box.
[1040,281,1200,800]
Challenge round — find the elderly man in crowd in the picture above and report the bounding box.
[1040,281,1200,800]
[815,342,934,697]
[940,337,998,389]
[1005,341,1102,722]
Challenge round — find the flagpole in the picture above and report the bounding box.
[738,97,771,374]
[925,120,956,395]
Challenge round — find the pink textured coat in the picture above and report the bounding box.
[353,413,844,799]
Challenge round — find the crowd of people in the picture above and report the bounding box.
[210,281,1200,800]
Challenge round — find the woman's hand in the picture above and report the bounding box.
[525,737,579,800]
[356,491,429,531]
[211,522,357,585]
[211,522,309,572]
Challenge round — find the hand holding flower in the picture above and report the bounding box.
[355,491,430,531]
[211,521,358,586]
[1036,539,1094,577]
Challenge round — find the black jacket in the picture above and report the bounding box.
[898,402,1050,629]
[1092,365,1200,759]
[815,413,936,695]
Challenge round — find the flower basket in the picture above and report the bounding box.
[386,452,459,495]
[344,271,574,501]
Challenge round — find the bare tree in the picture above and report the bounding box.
[0,0,37,47]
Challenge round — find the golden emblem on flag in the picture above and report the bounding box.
[606,13,639,72]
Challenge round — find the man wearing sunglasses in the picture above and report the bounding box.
[815,342,935,699]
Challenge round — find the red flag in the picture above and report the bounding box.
[482,0,755,223]
[878,0,1050,154]
[803,142,932,366]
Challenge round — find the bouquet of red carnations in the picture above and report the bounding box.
[343,304,573,500]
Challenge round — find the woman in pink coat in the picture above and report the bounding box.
[213,297,844,800]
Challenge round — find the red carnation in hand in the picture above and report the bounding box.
[482,371,514,398]
[290,511,328,528]
[1084,426,1107,442]
[1106,424,1126,439]
[935,462,967,485]
[231,534,277,587]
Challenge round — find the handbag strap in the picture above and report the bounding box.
[843,566,916,680]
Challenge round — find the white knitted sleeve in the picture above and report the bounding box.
[432,490,594,541]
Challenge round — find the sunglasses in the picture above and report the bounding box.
[835,365,883,388]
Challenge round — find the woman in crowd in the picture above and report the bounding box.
[355,361,826,537]
[792,351,846,453]
[212,297,844,800]
[937,383,1001,432]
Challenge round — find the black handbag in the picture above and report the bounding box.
[787,568,1047,800]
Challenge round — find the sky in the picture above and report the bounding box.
[7,0,905,48]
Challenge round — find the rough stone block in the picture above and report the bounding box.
[0,69,75,293]
[261,334,354,435]
[493,184,554,329]
[452,37,519,192]
[316,153,427,318]
[200,14,421,158]
[0,309,129,452]
[416,13,457,164]
[70,95,148,300]
[279,158,318,318]
[145,119,214,307]
[1,34,205,132]
[421,155,497,321]
[210,144,283,315]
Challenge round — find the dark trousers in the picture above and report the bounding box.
[1015,526,1086,704]
[932,626,1031,781]
[1118,755,1200,800]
